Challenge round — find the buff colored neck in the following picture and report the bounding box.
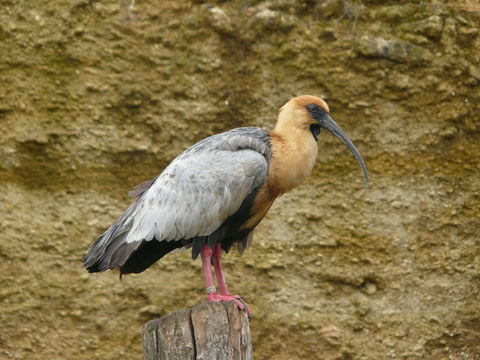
[240,103,320,230]
[269,108,319,194]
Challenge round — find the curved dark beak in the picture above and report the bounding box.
[319,114,369,187]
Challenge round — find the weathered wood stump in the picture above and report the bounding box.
[142,301,253,360]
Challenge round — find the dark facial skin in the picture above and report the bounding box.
[305,103,369,187]
[306,103,326,141]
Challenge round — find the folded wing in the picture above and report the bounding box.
[83,128,270,274]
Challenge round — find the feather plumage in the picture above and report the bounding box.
[83,127,271,274]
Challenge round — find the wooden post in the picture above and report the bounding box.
[142,301,253,360]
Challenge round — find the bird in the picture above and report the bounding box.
[83,95,368,314]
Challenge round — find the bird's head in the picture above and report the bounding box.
[275,95,369,187]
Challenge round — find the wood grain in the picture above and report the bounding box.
[142,301,253,360]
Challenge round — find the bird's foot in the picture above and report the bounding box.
[207,293,252,318]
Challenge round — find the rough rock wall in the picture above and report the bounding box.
[0,0,479,359]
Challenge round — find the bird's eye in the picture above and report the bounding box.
[310,105,317,112]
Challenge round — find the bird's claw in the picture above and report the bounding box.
[207,293,252,319]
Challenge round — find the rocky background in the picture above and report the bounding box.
[0,0,479,359]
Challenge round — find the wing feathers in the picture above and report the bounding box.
[123,149,266,245]
[128,178,156,198]
[83,127,270,273]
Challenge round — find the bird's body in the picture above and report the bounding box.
[83,95,368,312]
[84,127,272,273]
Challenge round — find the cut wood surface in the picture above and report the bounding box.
[142,301,253,360]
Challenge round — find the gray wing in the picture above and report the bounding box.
[83,127,271,272]
[124,148,267,243]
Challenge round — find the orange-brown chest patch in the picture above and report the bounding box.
[240,179,280,230]
[240,129,318,230]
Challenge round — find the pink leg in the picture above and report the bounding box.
[211,243,229,296]
[200,244,251,316]
[200,245,216,299]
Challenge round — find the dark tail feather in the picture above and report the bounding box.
[191,226,229,259]
[84,234,184,275]
[237,231,253,255]
[119,239,184,274]
[83,231,129,273]
[191,236,207,260]
[83,203,137,272]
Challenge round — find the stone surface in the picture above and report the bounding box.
[207,6,235,34]
[356,35,433,64]
[0,1,479,360]
[397,15,444,40]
